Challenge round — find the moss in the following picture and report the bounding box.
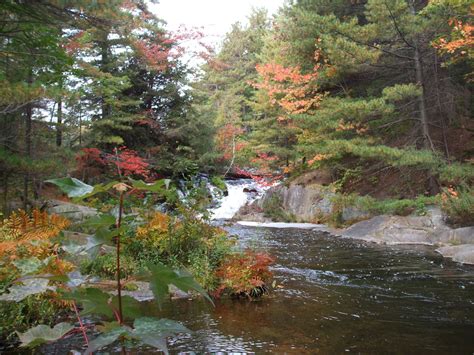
[210,176,228,194]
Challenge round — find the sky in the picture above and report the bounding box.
[149,0,285,44]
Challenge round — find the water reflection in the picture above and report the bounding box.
[156,225,474,353]
[42,225,474,354]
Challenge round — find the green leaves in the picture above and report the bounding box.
[46,178,122,199]
[86,317,190,354]
[0,278,55,302]
[132,317,191,354]
[17,322,74,347]
[83,214,116,229]
[131,179,171,192]
[64,287,144,320]
[85,326,130,354]
[45,177,93,198]
[63,287,114,318]
[147,263,213,308]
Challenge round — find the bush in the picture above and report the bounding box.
[125,211,236,289]
[80,253,139,279]
[213,250,274,299]
[441,185,474,227]
[0,294,65,344]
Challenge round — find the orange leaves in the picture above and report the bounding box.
[435,19,473,56]
[0,209,70,258]
[307,154,331,166]
[253,59,323,115]
[336,120,368,134]
[213,250,274,298]
[216,124,246,160]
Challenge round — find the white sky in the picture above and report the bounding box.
[149,0,285,45]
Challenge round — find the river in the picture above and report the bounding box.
[44,179,474,353]
[160,180,474,353]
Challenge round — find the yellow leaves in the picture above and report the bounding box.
[136,212,170,246]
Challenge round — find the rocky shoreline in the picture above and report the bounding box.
[234,182,474,265]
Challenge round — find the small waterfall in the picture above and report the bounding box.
[210,179,262,220]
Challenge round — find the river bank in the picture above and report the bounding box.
[232,178,474,265]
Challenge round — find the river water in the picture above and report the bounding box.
[160,180,474,353]
[152,225,474,354]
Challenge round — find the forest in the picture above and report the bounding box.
[0,0,473,353]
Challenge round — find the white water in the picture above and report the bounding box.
[237,221,330,230]
[210,179,262,220]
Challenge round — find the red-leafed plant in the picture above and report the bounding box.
[110,147,150,179]
[76,147,150,181]
[213,250,274,299]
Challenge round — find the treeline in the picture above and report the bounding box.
[197,0,473,199]
[1,0,472,215]
[0,0,218,214]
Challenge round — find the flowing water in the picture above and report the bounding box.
[160,180,474,353]
[42,180,474,353]
[153,225,474,354]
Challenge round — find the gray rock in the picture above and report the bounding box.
[341,213,448,245]
[436,245,474,265]
[452,227,474,244]
[47,199,98,222]
[341,206,371,222]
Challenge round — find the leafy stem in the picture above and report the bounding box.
[116,189,124,324]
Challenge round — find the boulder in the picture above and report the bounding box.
[436,245,474,265]
[341,208,455,245]
[47,199,98,223]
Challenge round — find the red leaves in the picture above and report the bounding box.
[112,147,149,178]
[75,147,150,179]
[133,36,173,71]
[63,31,91,55]
[76,148,106,169]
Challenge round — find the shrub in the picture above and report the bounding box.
[80,253,139,280]
[441,185,474,227]
[210,176,228,195]
[126,211,236,289]
[0,294,65,344]
[0,209,70,258]
[213,250,274,299]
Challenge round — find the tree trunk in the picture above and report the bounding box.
[409,1,438,195]
[56,96,62,147]
[23,72,33,210]
[100,31,111,120]
[2,171,8,216]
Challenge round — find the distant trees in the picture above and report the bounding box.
[0,0,214,213]
[196,0,472,197]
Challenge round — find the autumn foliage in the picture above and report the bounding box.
[253,59,323,115]
[213,250,274,299]
[76,146,150,180]
[0,209,70,258]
